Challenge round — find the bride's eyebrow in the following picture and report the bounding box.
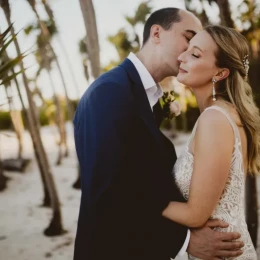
[192,46,204,52]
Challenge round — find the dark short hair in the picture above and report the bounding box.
[142,8,181,46]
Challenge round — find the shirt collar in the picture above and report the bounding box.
[127,52,163,108]
[127,52,158,90]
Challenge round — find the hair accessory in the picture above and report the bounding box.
[243,54,249,81]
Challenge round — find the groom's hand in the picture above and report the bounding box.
[187,219,244,260]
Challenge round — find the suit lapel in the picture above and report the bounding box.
[120,59,163,150]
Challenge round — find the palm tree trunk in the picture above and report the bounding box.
[10,111,24,159]
[47,70,69,165]
[28,1,75,122]
[73,165,81,189]
[41,0,81,98]
[49,44,74,121]
[213,0,235,27]
[3,84,24,159]
[0,160,8,191]
[0,24,52,205]
[56,37,81,98]
[245,46,260,247]
[3,9,64,235]
[79,0,101,78]
[245,174,258,247]
[13,74,51,206]
[74,0,101,190]
[25,0,74,121]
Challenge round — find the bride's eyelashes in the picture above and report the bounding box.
[192,54,199,58]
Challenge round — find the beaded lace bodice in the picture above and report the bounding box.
[173,106,257,260]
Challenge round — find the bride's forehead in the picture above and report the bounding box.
[189,31,217,52]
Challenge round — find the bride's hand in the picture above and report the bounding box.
[205,219,229,229]
[187,219,244,260]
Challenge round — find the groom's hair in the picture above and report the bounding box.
[143,8,181,46]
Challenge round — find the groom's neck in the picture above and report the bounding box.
[136,49,164,82]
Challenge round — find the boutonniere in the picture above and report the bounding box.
[160,91,182,120]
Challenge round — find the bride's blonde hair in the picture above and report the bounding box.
[205,25,260,174]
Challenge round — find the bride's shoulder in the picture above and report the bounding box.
[196,107,234,138]
[198,106,229,124]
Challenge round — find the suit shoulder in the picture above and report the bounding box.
[86,66,130,96]
[75,66,133,118]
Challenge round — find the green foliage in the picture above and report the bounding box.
[79,38,88,54]
[39,98,79,126]
[108,29,137,61]
[160,91,177,120]
[102,60,119,73]
[0,26,24,87]
[125,1,152,26]
[160,105,200,132]
[0,98,79,130]
[24,24,34,35]
[104,1,152,71]
[24,20,57,78]
[25,19,57,35]
[0,111,12,130]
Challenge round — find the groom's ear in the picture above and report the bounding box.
[214,68,230,81]
[150,25,161,44]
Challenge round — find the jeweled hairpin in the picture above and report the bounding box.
[243,54,249,81]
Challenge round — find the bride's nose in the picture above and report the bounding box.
[178,52,186,63]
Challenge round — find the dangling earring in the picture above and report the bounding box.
[212,78,217,101]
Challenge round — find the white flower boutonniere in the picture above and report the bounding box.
[161,91,182,120]
[170,100,182,117]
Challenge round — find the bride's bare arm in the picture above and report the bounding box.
[162,109,234,227]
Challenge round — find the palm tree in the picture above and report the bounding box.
[208,0,235,27]
[0,0,65,236]
[35,33,69,164]
[0,159,8,191]
[78,37,90,82]
[25,0,75,122]
[73,0,101,189]
[0,26,18,191]
[104,1,152,70]
[79,0,101,78]
[40,0,81,98]
[125,1,152,48]
[1,51,24,159]
[24,26,70,162]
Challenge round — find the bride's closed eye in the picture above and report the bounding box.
[192,54,199,58]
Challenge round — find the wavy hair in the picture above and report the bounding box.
[205,25,260,174]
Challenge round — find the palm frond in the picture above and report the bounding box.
[1,69,24,85]
[0,54,25,79]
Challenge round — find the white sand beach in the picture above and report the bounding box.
[0,124,259,260]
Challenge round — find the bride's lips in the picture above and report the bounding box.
[179,67,188,73]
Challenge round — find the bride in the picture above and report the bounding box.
[163,25,260,259]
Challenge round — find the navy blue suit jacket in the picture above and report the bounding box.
[73,59,187,260]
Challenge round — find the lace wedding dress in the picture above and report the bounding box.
[173,106,257,260]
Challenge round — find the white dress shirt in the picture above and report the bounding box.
[127,52,163,109]
[127,52,190,258]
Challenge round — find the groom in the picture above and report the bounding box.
[73,8,244,260]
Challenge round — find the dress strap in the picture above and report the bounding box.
[204,106,241,144]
